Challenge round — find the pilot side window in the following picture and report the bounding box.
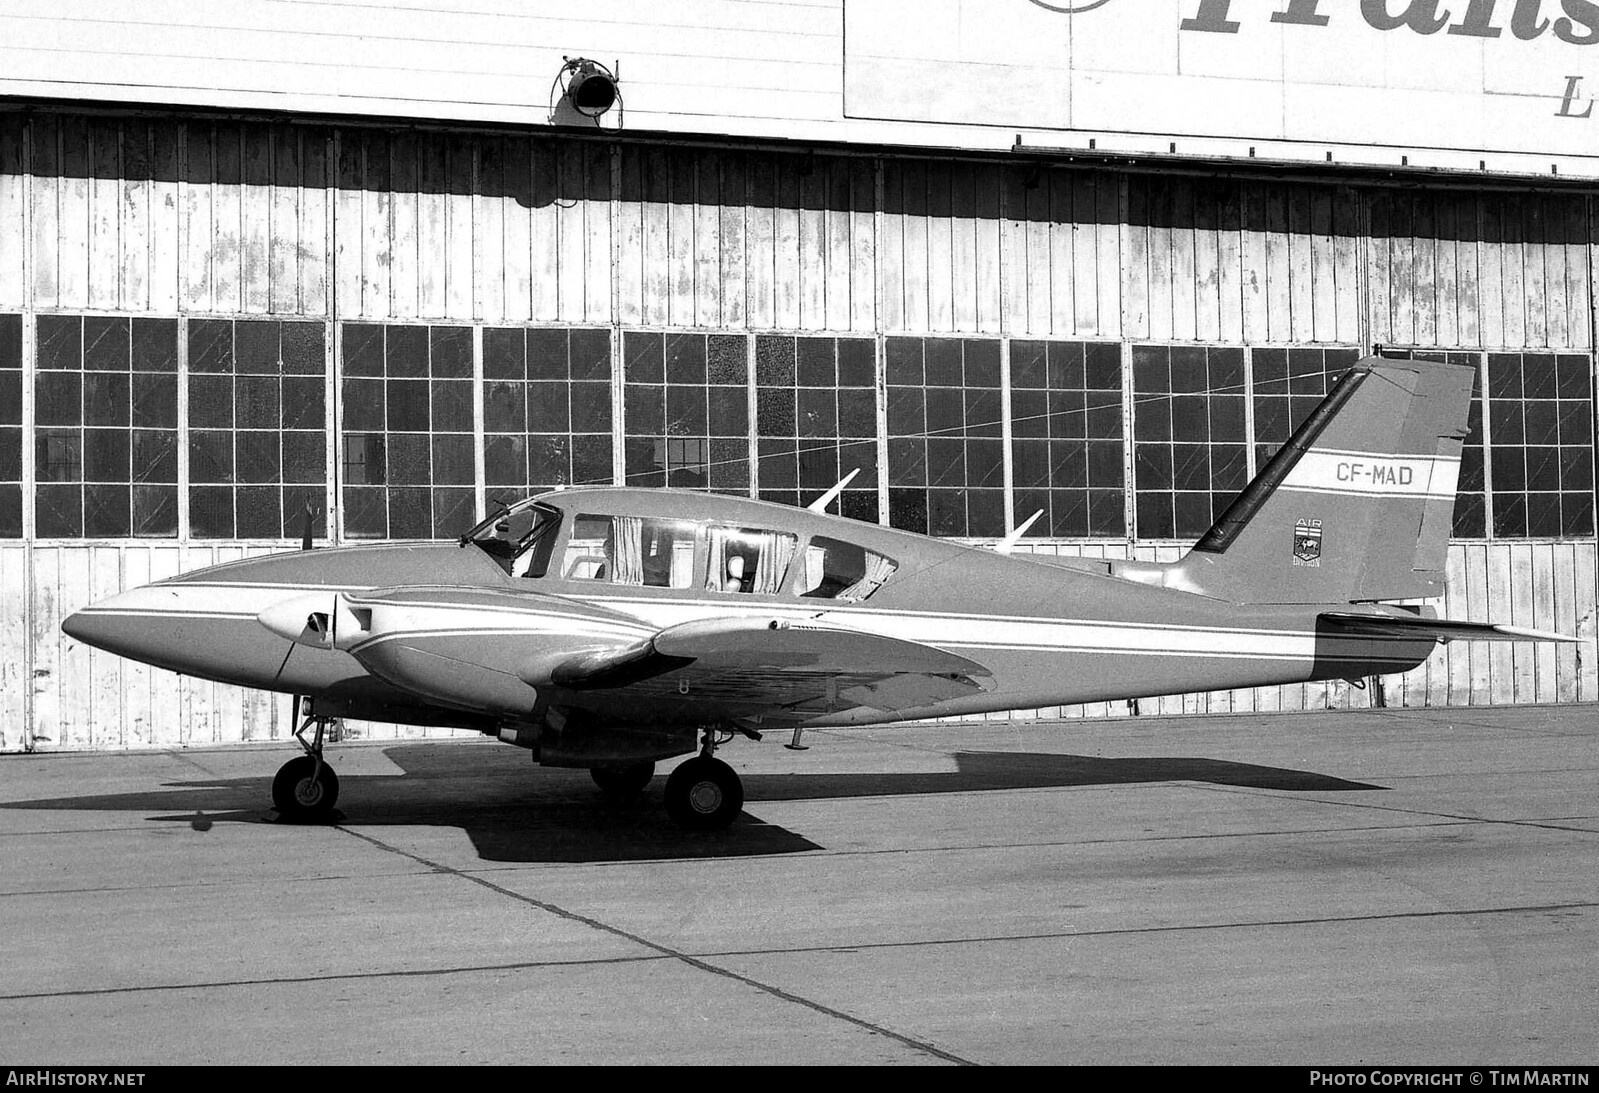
[706,526,797,594]
[469,502,562,578]
[796,537,897,602]
[561,515,698,588]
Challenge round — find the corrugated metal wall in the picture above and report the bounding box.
[0,108,1594,751]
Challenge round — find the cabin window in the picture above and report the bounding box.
[561,514,699,588]
[795,537,896,602]
[706,526,797,594]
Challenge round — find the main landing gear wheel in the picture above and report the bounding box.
[664,756,743,831]
[590,761,655,800]
[271,754,340,821]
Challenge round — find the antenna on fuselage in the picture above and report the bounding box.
[806,468,861,514]
[298,500,317,551]
[993,509,1045,555]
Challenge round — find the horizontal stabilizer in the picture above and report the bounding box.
[1319,611,1579,645]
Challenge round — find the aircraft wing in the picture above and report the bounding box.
[523,617,993,720]
[1319,611,1580,644]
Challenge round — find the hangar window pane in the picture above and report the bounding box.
[35,315,178,538]
[1132,344,1249,540]
[756,335,879,522]
[1251,347,1362,469]
[1010,340,1124,538]
[0,314,19,537]
[1485,352,1594,538]
[340,323,472,540]
[623,332,749,495]
[190,319,327,540]
[885,337,1004,537]
[484,326,614,512]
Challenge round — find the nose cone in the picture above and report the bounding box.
[61,579,304,687]
[60,605,102,647]
[60,585,183,661]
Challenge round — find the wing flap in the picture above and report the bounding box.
[1320,611,1580,644]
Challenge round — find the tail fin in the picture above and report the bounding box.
[1170,354,1474,605]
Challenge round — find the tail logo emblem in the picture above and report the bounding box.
[1293,519,1324,566]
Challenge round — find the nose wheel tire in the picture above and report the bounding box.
[663,756,743,830]
[590,761,656,800]
[272,755,340,822]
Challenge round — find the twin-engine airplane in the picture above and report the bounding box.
[63,353,1577,830]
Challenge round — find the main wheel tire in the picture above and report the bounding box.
[590,761,655,800]
[271,755,340,822]
[663,756,743,831]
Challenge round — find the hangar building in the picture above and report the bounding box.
[0,0,1594,750]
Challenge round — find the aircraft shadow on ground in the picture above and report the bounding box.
[0,744,1382,864]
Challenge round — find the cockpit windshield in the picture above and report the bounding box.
[461,500,563,577]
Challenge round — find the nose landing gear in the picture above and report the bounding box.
[272,707,340,822]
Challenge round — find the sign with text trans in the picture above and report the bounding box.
[844,0,1599,158]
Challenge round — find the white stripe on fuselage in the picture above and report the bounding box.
[75,581,1397,666]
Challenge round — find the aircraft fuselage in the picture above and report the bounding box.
[62,492,1433,738]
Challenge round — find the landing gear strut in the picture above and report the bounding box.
[663,729,744,831]
[272,708,340,822]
